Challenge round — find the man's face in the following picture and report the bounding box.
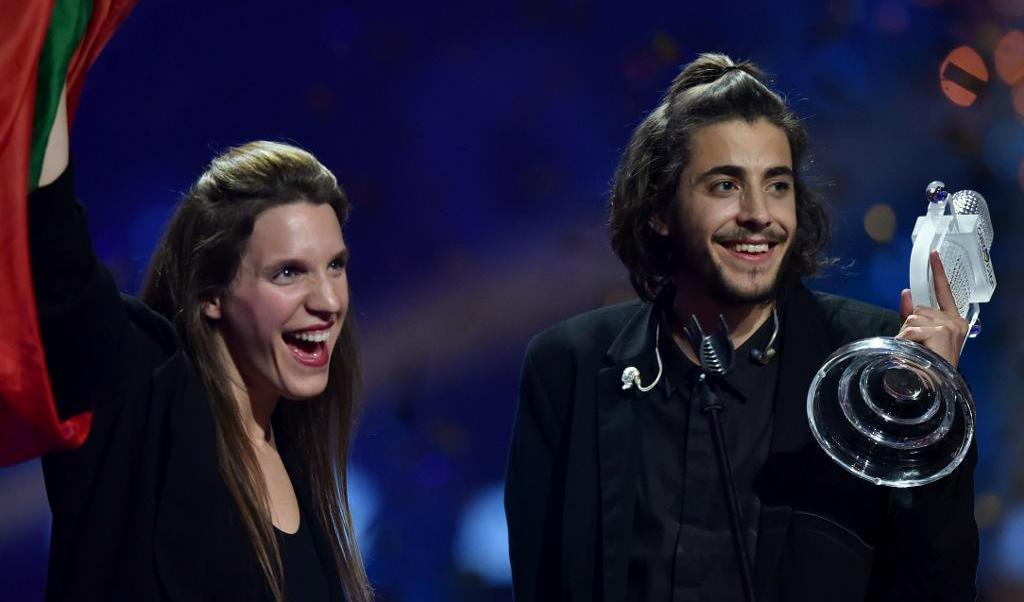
[657,117,797,305]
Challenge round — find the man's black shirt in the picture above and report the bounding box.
[627,308,779,601]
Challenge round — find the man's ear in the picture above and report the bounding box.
[202,296,223,320]
[648,213,670,237]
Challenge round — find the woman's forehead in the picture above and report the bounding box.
[244,202,345,262]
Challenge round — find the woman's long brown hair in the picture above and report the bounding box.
[141,141,372,601]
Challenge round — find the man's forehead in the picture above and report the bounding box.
[685,117,793,174]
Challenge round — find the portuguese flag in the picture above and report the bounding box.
[0,0,135,466]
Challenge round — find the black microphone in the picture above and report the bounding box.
[748,306,779,365]
[750,347,775,365]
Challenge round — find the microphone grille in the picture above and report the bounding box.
[950,189,993,249]
[938,241,973,317]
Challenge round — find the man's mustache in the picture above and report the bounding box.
[712,229,788,244]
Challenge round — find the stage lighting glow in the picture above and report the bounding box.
[347,464,381,557]
[995,505,1024,577]
[995,30,1024,85]
[990,0,1024,18]
[876,1,909,34]
[453,483,512,586]
[652,31,680,64]
[864,203,897,243]
[940,46,989,107]
[982,120,1024,181]
[976,493,1005,529]
[1013,83,1024,118]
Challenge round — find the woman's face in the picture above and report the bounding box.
[204,201,349,405]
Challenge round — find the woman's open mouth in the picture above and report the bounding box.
[283,329,331,368]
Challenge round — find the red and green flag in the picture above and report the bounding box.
[0,0,135,466]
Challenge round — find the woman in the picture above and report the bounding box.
[31,88,372,600]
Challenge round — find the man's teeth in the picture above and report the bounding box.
[733,242,769,254]
[290,330,330,343]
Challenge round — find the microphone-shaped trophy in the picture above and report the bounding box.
[807,182,996,487]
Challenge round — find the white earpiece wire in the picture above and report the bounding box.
[621,324,664,392]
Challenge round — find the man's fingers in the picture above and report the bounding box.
[900,288,913,323]
[930,250,959,315]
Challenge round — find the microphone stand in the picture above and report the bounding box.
[683,315,757,602]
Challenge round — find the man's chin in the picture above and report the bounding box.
[711,274,781,306]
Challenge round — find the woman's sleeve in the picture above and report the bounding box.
[28,162,136,423]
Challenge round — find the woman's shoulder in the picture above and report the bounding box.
[121,293,181,357]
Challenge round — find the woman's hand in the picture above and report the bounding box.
[38,85,68,188]
[896,250,970,368]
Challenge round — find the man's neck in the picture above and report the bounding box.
[668,287,776,365]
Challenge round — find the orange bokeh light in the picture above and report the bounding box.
[995,30,1024,85]
[940,46,989,107]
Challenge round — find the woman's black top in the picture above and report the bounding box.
[29,164,341,601]
[278,507,332,601]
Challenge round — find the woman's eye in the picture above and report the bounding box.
[329,259,347,271]
[273,267,299,281]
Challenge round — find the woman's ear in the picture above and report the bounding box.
[202,297,223,320]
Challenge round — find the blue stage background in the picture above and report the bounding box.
[2,1,1023,600]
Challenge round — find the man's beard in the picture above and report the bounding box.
[673,232,792,307]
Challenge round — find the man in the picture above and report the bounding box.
[504,53,978,601]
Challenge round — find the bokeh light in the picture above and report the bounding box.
[864,203,898,243]
[995,30,1024,85]
[452,483,511,586]
[978,492,1006,529]
[940,46,989,107]
[876,1,909,34]
[990,0,1024,18]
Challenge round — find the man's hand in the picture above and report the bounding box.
[896,250,970,368]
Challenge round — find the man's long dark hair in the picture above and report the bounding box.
[609,53,830,301]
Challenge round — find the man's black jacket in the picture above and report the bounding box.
[504,284,978,601]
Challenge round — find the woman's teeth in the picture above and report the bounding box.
[291,330,329,343]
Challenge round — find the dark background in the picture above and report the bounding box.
[2,1,1023,600]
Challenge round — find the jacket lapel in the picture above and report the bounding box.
[596,301,670,602]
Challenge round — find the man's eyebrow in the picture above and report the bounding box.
[697,165,745,181]
[765,166,794,179]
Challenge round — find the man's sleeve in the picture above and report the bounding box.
[505,338,570,601]
[865,442,979,600]
[866,311,980,600]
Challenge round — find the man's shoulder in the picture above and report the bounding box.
[526,299,646,360]
[808,289,902,343]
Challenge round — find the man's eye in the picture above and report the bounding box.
[329,259,347,271]
[712,181,738,192]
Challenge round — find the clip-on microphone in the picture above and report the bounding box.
[749,306,779,366]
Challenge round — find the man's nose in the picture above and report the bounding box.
[737,189,772,229]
